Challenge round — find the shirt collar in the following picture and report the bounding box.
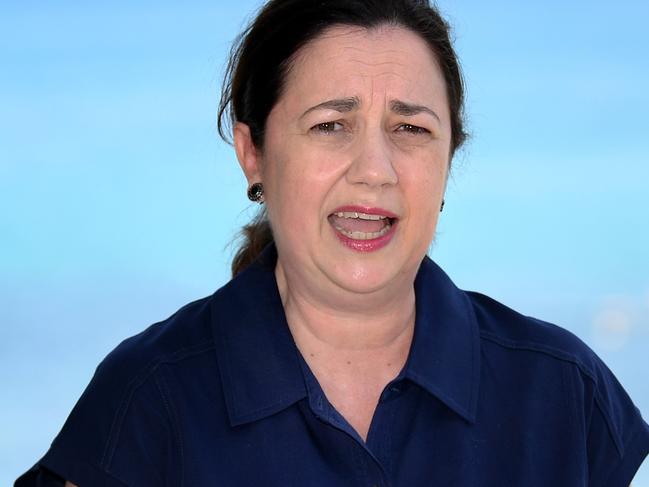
[211,245,481,426]
[211,245,307,427]
[406,256,481,423]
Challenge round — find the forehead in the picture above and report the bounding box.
[281,24,447,110]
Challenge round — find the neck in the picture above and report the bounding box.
[275,260,417,356]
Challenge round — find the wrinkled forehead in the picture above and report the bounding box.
[279,24,447,113]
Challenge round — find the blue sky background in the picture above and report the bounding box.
[2,0,648,484]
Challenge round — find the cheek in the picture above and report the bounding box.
[269,150,346,208]
[399,159,446,243]
[401,159,446,203]
[264,160,329,234]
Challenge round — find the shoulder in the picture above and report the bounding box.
[466,290,601,378]
[23,295,220,487]
[465,290,628,414]
[96,294,216,390]
[80,293,219,433]
[466,291,649,468]
[99,268,262,385]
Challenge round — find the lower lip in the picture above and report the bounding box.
[330,220,398,252]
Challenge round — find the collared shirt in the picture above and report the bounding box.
[16,245,649,486]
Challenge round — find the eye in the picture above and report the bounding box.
[311,121,344,134]
[396,123,430,135]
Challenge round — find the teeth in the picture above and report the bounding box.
[333,221,392,240]
[335,211,387,220]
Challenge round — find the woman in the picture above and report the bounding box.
[16,0,648,485]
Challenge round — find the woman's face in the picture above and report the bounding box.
[237,25,451,299]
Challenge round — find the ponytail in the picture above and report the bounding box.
[231,208,274,277]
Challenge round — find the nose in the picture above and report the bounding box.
[345,129,398,188]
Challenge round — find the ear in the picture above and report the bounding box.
[233,122,262,185]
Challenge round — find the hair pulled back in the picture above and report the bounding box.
[219,0,467,277]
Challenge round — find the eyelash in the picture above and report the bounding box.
[396,124,430,135]
[309,122,431,136]
[311,122,344,134]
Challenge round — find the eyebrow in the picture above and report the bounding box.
[389,100,440,122]
[299,97,440,122]
[300,97,361,119]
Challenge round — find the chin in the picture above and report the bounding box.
[328,262,403,295]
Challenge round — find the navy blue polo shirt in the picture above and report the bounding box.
[16,245,649,486]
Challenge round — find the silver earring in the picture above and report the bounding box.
[247,182,264,203]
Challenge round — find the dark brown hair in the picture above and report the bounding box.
[218,0,467,277]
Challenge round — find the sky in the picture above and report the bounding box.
[1,0,648,484]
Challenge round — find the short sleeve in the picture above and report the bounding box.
[581,354,649,487]
[15,348,178,487]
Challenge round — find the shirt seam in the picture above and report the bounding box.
[39,454,131,487]
[562,359,588,475]
[463,291,480,420]
[599,417,649,487]
[100,340,215,469]
[479,330,624,456]
[155,368,185,487]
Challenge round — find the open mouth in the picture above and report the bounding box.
[327,211,397,241]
